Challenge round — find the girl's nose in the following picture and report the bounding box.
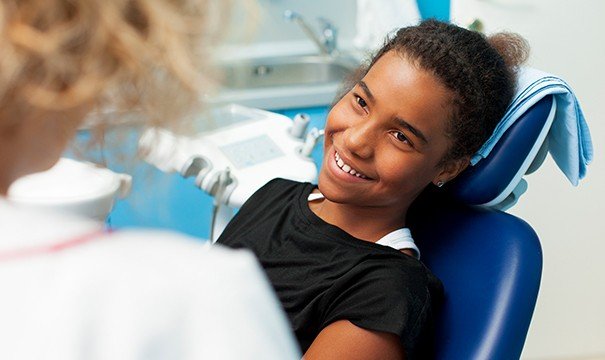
[343,121,375,159]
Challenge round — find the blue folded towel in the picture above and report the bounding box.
[471,67,593,186]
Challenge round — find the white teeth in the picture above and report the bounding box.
[334,151,368,179]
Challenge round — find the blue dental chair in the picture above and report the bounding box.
[408,96,556,359]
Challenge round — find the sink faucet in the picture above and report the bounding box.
[283,10,338,56]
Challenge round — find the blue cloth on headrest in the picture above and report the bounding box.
[471,67,593,186]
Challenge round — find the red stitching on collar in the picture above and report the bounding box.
[0,229,112,262]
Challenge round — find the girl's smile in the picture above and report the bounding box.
[329,148,372,182]
[335,151,369,179]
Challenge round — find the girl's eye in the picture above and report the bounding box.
[392,131,411,145]
[355,95,368,109]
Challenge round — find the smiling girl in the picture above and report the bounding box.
[218,19,529,359]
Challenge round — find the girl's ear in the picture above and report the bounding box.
[432,157,470,187]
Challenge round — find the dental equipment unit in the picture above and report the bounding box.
[139,104,321,241]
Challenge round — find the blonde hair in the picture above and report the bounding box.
[0,0,228,133]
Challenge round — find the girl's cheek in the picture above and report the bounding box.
[327,105,351,129]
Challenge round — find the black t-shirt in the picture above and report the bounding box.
[217,178,443,357]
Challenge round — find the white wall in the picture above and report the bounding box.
[451,1,605,359]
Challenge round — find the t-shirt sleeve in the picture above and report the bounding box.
[233,178,297,216]
[217,178,300,246]
[319,260,442,358]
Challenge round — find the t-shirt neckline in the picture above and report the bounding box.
[296,183,420,258]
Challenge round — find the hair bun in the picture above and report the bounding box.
[488,32,530,69]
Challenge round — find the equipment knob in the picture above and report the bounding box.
[290,113,310,139]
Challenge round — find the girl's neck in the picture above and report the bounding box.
[308,191,410,242]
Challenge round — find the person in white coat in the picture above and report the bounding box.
[0,0,300,359]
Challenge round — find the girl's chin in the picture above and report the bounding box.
[317,171,352,201]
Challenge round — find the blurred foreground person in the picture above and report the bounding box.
[0,0,300,358]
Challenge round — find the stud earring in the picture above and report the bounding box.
[436,180,445,188]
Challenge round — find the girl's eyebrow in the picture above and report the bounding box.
[394,117,429,145]
[358,81,375,102]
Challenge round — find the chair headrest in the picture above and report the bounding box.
[445,96,556,210]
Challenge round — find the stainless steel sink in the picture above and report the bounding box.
[220,55,357,90]
[211,54,360,110]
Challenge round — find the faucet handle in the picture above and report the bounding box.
[283,10,300,22]
[317,17,337,54]
[283,10,338,56]
[317,17,335,31]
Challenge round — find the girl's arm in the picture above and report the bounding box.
[304,320,405,360]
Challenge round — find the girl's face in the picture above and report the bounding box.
[318,50,463,213]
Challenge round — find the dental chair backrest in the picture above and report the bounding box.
[408,96,555,359]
